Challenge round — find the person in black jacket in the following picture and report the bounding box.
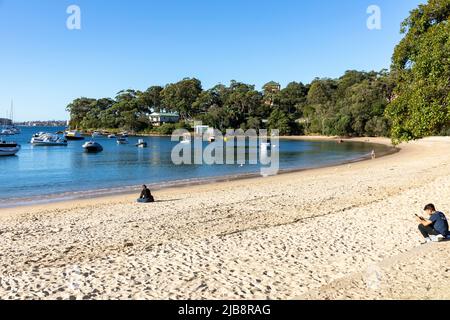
[137,185,155,203]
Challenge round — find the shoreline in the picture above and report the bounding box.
[0,136,449,299]
[0,137,396,213]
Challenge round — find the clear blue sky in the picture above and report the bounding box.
[0,0,424,121]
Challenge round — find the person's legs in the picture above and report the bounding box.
[418,224,438,238]
[137,198,149,203]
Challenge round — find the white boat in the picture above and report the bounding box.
[0,129,14,136]
[31,133,68,146]
[65,130,85,141]
[108,134,117,139]
[181,133,191,144]
[92,131,102,138]
[117,137,129,145]
[135,139,148,148]
[9,125,21,134]
[82,141,103,153]
[0,138,21,156]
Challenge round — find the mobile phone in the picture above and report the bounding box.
[415,214,425,221]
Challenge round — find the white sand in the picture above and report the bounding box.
[0,137,449,300]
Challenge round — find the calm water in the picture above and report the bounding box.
[0,126,391,206]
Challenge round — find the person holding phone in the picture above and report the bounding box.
[417,204,449,243]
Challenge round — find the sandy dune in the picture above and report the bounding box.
[0,137,449,300]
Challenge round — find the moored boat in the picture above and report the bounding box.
[0,138,21,156]
[82,141,103,153]
[181,133,191,144]
[117,137,129,145]
[65,130,85,141]
[135,139,148,148]
[31,133,68,146]
[92,131,102,138]
[0,128,14,136]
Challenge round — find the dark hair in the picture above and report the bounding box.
[424,204,436,211]
[143,185,147,189]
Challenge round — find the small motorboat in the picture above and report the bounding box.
[117,137,129,145]
[108,134,117,139]
[31,133,68,146]
[135,139,148,148]
[181,133,191,144]
[0,129,14,136]
[92,131,102,138]
[119,132,129,138]
[9,125,21,134]
[82,141,103,153]
[65,130,85,141]
[0,138,21,156]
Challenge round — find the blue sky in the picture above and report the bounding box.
[0,0,424,121]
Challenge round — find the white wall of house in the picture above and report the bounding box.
[150,113,180,126]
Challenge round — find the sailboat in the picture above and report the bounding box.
[7,100,20,134]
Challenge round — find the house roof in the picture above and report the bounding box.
[150,112,180,117]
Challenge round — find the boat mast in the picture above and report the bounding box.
[10,100,13,124]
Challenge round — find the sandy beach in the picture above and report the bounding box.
[0,136,449,300]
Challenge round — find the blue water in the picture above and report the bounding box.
[0,126,391,206]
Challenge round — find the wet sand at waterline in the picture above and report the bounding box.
[0,137,449,300]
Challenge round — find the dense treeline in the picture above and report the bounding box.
[386,0,450,143]
[67,70,394,137]
[67,0,450,142]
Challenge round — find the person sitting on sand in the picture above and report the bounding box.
[137,185,155,203]
[417,204,449,243]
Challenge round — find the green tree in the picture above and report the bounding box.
[268,109,291,135]
[161,78,202,119]
[386,0,450,143]
[141,86,163,113]
[66,97,97,128]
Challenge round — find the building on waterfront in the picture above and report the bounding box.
[149,112,180,126]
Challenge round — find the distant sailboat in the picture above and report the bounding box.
[0,103,21,155]
[1,100,20,135]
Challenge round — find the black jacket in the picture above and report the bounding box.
[140,188,152,199]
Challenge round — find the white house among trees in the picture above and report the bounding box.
[149,112,180,126]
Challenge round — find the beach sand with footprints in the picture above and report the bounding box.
[0,137,449,300]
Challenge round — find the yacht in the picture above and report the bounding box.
[82,141,103,153]
[0,137,21,156]
[117,137,129,145]
[65,130,85,141]
[31,133,68,146]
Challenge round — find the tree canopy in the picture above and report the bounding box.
[66,71,393,136]
[386,0,450,143]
